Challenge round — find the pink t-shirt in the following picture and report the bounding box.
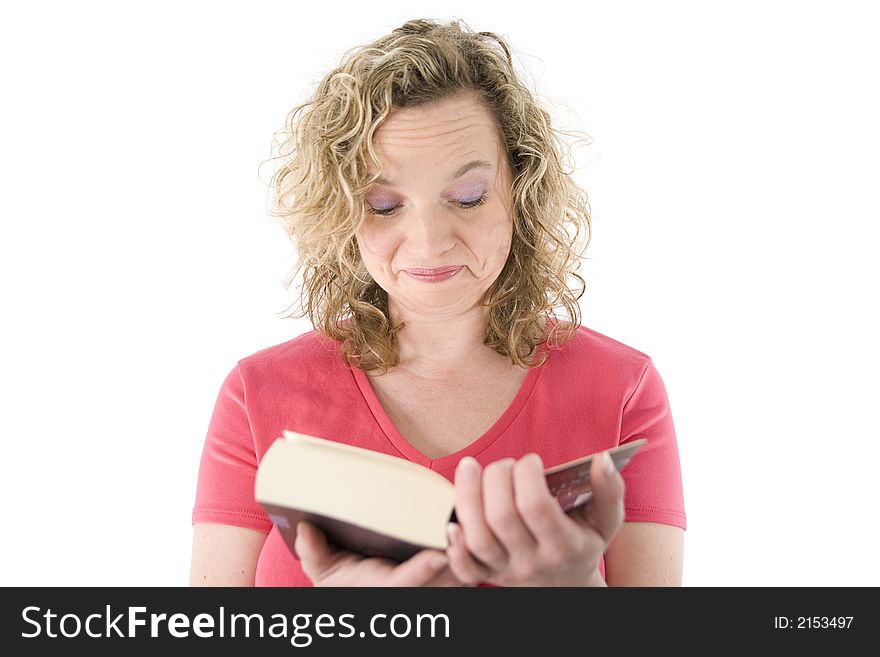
[192,321,687,586]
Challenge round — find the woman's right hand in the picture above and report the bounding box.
[294,520,466,586]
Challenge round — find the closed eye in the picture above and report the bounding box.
[367,194,488,217]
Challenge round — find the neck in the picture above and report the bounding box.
[386,304,497,380]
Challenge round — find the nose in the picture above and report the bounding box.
[405,205,456,259]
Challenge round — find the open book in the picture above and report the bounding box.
[255,431,647,563]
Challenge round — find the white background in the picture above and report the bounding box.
[2,0,877,587]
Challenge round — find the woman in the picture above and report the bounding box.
[190,18,686,587]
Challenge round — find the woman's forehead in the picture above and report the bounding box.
[369,122,503,180]
[374,94,499,143]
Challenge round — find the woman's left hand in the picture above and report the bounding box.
[446,451,625,586]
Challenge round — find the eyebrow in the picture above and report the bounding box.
[371,159,493,186]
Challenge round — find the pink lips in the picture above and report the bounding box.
[403,266,464,283]
[404,266,462,275]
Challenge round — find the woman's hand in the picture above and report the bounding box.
[446,451,625,587]
[294,521,466,586]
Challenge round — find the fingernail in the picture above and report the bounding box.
[604,451,615,475]
[457,457,478,480]
[430,554,449,569]
[446,522,459,546]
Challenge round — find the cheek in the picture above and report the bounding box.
[356,227,398,261]
[481,218,513,263]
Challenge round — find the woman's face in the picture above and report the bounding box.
[355,93,514,319]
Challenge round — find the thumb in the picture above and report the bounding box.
[295,521,340,581]
[581,451,626,545]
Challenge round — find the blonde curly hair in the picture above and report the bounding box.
[265,17,593,374]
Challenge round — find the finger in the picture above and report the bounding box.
[579,451,626,544]
[482,458,538,553]
[295,521,341,582]
[385,550,451,587]
[445,521,491,585]
[423,564,473,587]
[453,456,508,568]
[513,453,582,551]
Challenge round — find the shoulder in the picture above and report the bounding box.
[234,328,344,388]
[563,324,652,361]
[547,322,654,381]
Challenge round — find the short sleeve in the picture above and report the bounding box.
[191,364,272,532]
[618,359,687,530]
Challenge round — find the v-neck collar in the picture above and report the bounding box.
[350,322,555,472]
